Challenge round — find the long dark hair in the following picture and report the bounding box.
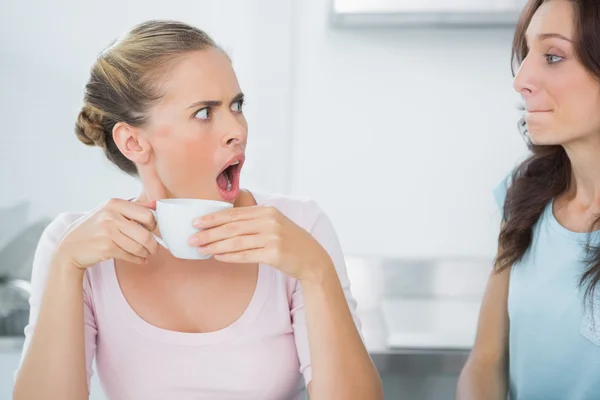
[495,0,600,300]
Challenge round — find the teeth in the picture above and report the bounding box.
[226,172,232,191]
[231,161,240,166]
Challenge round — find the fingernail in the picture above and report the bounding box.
[193,218,203,227]
[188,236,199,246]
[198,246,209,254]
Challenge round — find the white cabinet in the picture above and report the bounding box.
[331,0,529,26]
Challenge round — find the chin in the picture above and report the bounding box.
[528,136,557,146]
[526,128,563,146]
[528,130,581,147]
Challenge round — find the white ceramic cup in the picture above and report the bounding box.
[150,198,233,260]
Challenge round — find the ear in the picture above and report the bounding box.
[112,122,151,165]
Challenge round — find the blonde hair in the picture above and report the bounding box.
[75,20,219,175]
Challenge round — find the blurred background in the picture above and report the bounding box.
[0,0,529,398]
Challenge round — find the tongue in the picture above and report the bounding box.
[217,171,229,191]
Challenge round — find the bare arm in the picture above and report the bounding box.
[13,258,89,400]
[13,200,159,400]
[302,265,383,400]
[455,262,510,400]
[298,209,382,400]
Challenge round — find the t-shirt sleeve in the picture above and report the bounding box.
[289,201,363,387]
[14,213,97,392]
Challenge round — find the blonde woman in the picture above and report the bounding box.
[13,20,382,400]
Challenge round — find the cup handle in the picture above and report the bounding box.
[149,209,168,249]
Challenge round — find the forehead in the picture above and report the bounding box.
[526,0,574,41]
[158,48,241,107]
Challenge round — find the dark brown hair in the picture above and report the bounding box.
[496,0,600,300]
[75,20,219,175]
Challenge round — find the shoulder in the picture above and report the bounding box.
[251,191,324,231]
[32,211,89,275]
[38,211,89,247]
[29,211,91,302]
[40,198,136,246]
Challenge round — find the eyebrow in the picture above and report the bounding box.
[187,92,245,109]
[536,33,573,43]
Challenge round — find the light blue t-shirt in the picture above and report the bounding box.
[493,177,600,400]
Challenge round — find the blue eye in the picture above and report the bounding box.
[545,53,564,64]
[231,100,244,113]
[194,107,210,120]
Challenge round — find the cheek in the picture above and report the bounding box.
[560,79,600,134]
[182,139,213,166]
[153,130,218,185]
[168,138,217,176]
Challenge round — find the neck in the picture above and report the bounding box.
[563,135,600,208]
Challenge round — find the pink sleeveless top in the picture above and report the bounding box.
[16,192,362,400]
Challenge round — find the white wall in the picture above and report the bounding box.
[289,0,528,259]
[0,0,292,224]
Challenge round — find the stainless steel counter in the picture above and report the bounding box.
[345,255,491,350]
[345,255,492,398]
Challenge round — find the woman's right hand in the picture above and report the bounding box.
[54,198,160,269]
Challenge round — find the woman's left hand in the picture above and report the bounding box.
[188,205,332,281]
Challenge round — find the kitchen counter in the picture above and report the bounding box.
[346,255,490,352]
[0,337,23,352]
[344,255,491,398]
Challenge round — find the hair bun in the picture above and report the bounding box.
[75,106,106,147]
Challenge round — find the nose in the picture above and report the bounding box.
[220,115,247,148]
[513,55,538,99]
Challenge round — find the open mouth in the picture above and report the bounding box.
[216,155,244,201]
